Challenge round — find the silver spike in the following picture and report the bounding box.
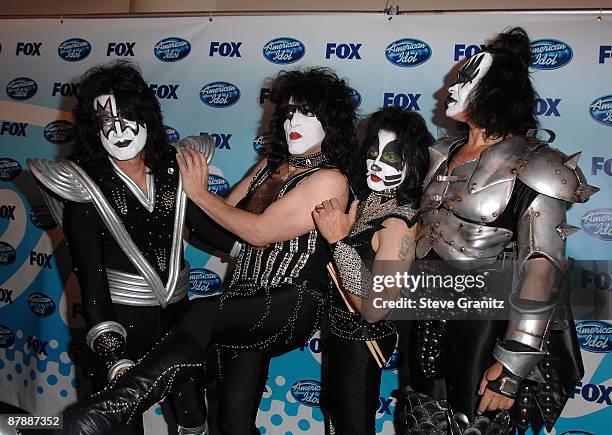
[563,152,581,170]
[556,223,580,240]
[575,183,600,202]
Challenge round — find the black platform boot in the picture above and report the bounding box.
[62,329,206,435]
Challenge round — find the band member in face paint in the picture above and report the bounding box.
[404,28,597,434]
[27,61,237,435]
[313,107,432,435]
[60,67,358,435]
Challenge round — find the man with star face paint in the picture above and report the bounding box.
[27,61,238,435]
[404,28,597,434]
[313,106,432,434]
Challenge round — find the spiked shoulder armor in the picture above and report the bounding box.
[516,133,598,204]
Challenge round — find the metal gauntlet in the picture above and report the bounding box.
[86,321,134,380]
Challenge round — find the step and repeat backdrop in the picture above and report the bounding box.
[0,12,610,434]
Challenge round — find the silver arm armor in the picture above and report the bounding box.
[332,240,373,299]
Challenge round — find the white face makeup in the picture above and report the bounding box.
[446,52,493,121]
[283,100,326,155]
[94,94,147,161]
[366,129,406,192]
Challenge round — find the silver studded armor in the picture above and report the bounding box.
[416,131,598,429]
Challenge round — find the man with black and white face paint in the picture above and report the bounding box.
[405,28,596,435]
[94,94,148,161]
[27,61,227,435]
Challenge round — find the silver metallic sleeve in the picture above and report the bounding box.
[493,342,545,379]
[332,240,373,299]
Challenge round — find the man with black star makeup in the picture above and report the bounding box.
[28,61,238,435]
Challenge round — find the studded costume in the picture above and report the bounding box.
[409,132,596,433]
[327,191,417,434]
[27,137,224,435]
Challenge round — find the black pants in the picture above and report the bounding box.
[215,349,270,435]
[178,283,325,435]
[92,299,207,434]
[326,332,397,435]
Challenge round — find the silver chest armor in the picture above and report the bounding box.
[416,133,597,269]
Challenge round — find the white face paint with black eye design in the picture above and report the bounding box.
[94,94,148,161]
[366,129,406,192]
[283,99,326,155]
[446,52,493,121]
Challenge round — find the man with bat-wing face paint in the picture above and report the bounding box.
[403,28,598,435]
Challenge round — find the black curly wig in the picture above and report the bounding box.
[351,106,433,206]
[69,60,168,175]
[267,68,357,174]
[460,27,539,138]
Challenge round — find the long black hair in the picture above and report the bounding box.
[69,60,168,174]
[462,27,539,138]
[351,106,433,206]
[268,68,357,174]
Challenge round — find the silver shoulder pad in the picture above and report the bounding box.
[173,135,215,165]
[27,159,92,228]
[422,137,461,187]
[517,146,599,203]
[27,158,91,203]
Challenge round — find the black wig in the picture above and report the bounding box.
[462,27,539,138]
[69,60,168,175]
[267,68,357,174]
[351,106,433,206]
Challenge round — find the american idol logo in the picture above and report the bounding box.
[58,38,91,62]
[576,320,612,353]
[581,208,612,241]
[290,380,321,407]
[27,292,56,317]
[262,37,306,64]
[530,39,573,70]
[207,174,230,197]
[0,324,15,348]
[200,82,241,108]
[189,268,223,297]
[165,125,180,141]
[43,120,75,144]
[30,205,56,230]
[253,133,271,156]
[383,347,400,371]
[385,38,432,68]
[589,95,612,127]
[0,158,22,181]
[154,37,191,62]
[0,241,16,265]
[351,89,362,108]
[6,77,38,100]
